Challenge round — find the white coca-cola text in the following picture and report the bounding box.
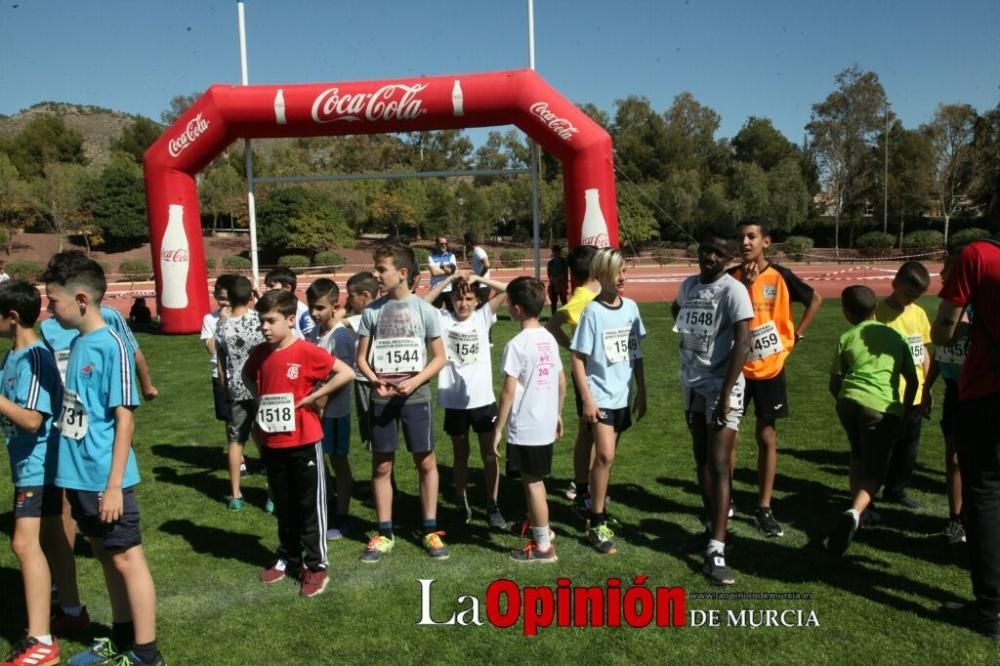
[311,84,429,124]
[529,102,579,141]
[160,248,190,263]
[167,113,210,158]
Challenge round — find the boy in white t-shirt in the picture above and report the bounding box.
[306,278,356,540]
[492,277,565,563]
[424,270,509,529]
[571,248,647,556]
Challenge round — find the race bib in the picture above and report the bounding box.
[906,335,926,365]
[58,390,88,440]
[55,350,70,383]
[934,336,970,366]
[447,329,481,365]
[674,300,716,353]
[602,326,638,364]
[257,393,296,433]
[372,337,423,374]
[747,321,786,362]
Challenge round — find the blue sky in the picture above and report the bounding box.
[2,0,998,145]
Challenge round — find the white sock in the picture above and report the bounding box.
[61,605,83,617]
[706,539,726,556]
[32,634,53,645]
[532,525,551,551]
[847,509,860,526]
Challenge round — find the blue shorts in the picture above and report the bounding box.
[322,415,351,457]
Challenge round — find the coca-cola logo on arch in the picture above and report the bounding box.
[311,84,429,123]
[167,113,210,158]
[529,102,579,142]
[160,248,190,263]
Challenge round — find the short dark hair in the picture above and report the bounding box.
[736,216,770,237]
[701,221,737,246]
[255,288,297,318]
[450,277,476,300]
[214,274,236,297]
[0,280,41,326]
[41,251,107,300]
[264,267,297,290]
[306,278,339,306]
[551,244,562,253]
[464,232,478,244]
[507,276,545,318]
[568,245,597,282]
[895,260,931,292]
[842,285,878,319]
[347,272,379,297]
[227,275,254,307]
[373,243,416,276]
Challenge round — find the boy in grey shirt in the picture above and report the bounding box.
[673,222,753,586]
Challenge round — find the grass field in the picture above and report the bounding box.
[0,298,995,664]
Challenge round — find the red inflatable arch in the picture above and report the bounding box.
[143,69,618,334]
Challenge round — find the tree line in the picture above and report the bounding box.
[1,66,997,261]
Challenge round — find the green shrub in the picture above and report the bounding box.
[855,232,895,257]
[652,248,673,266]
[314,251,346,268]
[901,230,945,252]
[500,250,526,268]
[782,236,815,261]
[119,259,152,280]
[205,257,217,270]
[278,255,310,269]
[222,255,251,270]
[413,247,431,268]
[948,227,991,253]
[686,243,699,259]
[6,260,41,282]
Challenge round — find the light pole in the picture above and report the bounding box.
[883,101,889,235]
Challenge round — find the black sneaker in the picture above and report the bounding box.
[885,492,922,510]
[754,507,784,538]
[572,493,592,522]
[941,601,1000,640]
[943,520,967,544]
[859,505,881,528]
[703,551,735,585]
[827,510,859,556]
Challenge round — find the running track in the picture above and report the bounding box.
[58,262,944,321]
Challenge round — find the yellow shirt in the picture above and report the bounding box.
[561,286,599,336]
[875,300,931,405]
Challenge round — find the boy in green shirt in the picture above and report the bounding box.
[828,285,917,556]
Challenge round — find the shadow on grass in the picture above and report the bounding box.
[160,519,272,566]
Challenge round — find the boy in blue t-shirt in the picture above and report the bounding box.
[0,281,67,665]
[42,252,163,666]
[570,248,647,556]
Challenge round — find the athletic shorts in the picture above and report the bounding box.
[941,378,959,437]
[588,406,632,434]
[836,398,901,482]
[227,399,257,444]
[13,485,61,519]
[506,443,553,478]
[322,415,351,457]
[744,370,790,420]
[65,487,142,550]
[370,400,434,454]
[444,403,498,436]
[684,380,745,432]
[354,383,372,447]
[212,378,230,422]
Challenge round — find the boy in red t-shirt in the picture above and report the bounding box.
[243,290,355,598]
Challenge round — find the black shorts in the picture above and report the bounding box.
[444,403,498,436]
[588,406,632,434]
[744,370,790,420]
[941,379,959,437]
[13,485,62,519]
[370,400,434,454]
[836,398,901,485]
[354,382,372,447]
[212,378,231,422]
[65,487,142,550]
[506,443,553,479]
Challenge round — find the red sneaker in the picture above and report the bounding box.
[259,559,288,584]
[51,605,91,636]
[2,637,60,666]
[300,568,329,598]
